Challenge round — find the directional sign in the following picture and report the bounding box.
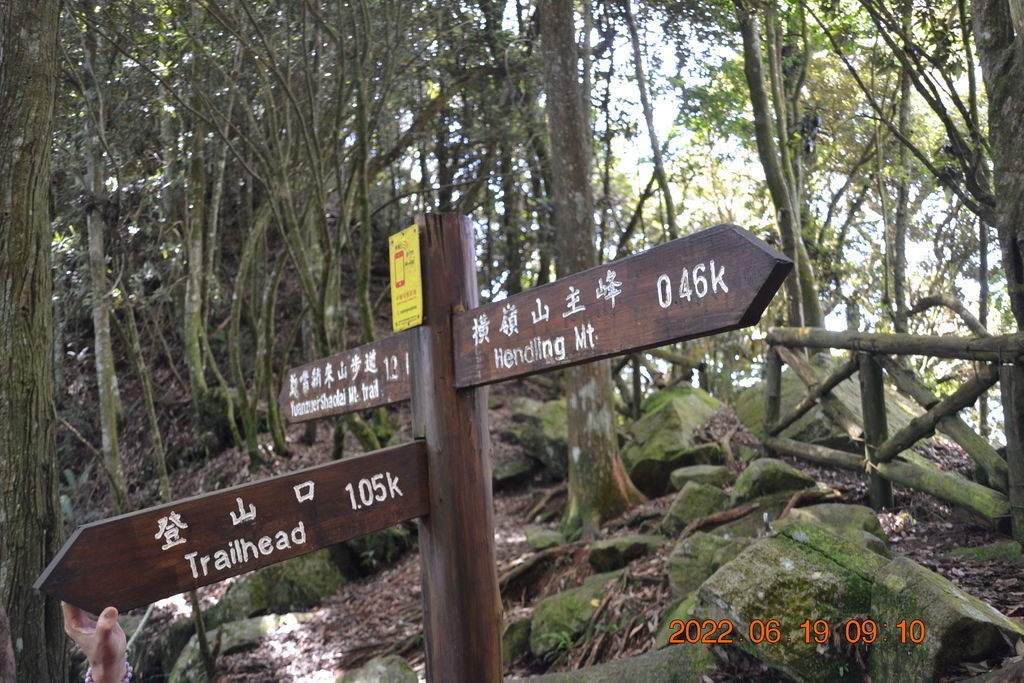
[35,442,428,614]
[452,224,792,388]
[278,332,412,423]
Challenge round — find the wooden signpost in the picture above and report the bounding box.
[34,442,428,615]
[36,215,792,682]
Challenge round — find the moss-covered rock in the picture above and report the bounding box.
[869,557,1024,682]
[503,617,533,667]
[625,392,721,469]
[169,613,312,683]
[204,549,346,630]
[780,503,891,558]
[526,526,567,551]
[693,522,889,683]
[653,596,696,650]
[730,458,815,505]
[587,534,664,572]
[670,465,735,491]
[667,532,733,596]
[950,540,1022,562]
[530,571,622,660]
[503,397,569,479]
[338,655,417,683]
[506,640,715,682]
[661,482,730,537]
[734,353,921,450]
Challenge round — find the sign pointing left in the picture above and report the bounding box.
[34,442,428,614]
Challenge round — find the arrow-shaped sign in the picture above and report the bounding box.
[452,224,792,387]
[278,332,412,423]
[35,442,428,614]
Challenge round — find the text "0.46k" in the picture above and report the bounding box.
[345,472,404,510]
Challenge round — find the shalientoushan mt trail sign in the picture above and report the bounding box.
[36,215,791,683]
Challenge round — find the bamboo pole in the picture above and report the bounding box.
[860,353,893,509]
[874,363,1000,463]
[879,356,1007,492]
[763,436,1010,524]
[767,327,1024,362]
[761,436,865,471]
[874,460,1010,524]
[768,356,858,436]
[775,346,862,439]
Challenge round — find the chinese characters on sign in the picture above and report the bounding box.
[452,223,791,388]
[279,332,411,423]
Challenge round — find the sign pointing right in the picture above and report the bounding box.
[452,224,793,388]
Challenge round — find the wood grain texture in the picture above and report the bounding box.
[278,331,412,422]
[452,224,792,387]
[35,442,428,614]
[413,214,503,683]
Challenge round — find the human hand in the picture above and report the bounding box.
[62,602,128,683]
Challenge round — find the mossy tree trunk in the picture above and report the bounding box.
[973,0,1024,539]
[538,0,643,539]
[0,0,69,675]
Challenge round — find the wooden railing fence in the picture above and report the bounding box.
[762,327,1018,528]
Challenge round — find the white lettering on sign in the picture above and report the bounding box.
[289,373,300,399]
[365,350,378,374]
[300,370,310,395]
[657,260,728,308]
[596,269,622,307]
[563,286,586,317]
[344,472,403,510]
[499,304,519,336]
[574,322,596,351]
[348,386,359,404]
[230,497,257,526]
[155,512,189,551]
[311,367,322,390]
[289,388,348,417]
[531,298,550,324]
[324,362,335,387]
[350,354,362,380]
[294,481,315,503]
[493,335,566,371]
[183,521,307,579]
[472,313,490,347]
[361,380,380,401]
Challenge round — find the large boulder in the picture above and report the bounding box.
[734,353,921,450]
[661,482,731,537]
[204,549,347,629]
[670,464,735,491]
[780,503,890,558]
[870,557,1024,682]
[621,389,721,471]
[530,572,622,660]
[628,444,724,499]
[693,521,889,682]
[587,534,664,572]
[338,655,417,683]
[730,458,815,505]
[503,398,569,479]
[506,641,715,682]
[667,532,734,596]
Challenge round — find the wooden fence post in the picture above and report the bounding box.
[859,353,894,510]
[411,214,502,682]
[1000,363,1024,541]
[764,346,782,439]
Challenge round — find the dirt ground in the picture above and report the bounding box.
[113,389,1024,683]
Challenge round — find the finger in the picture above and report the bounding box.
[95,607,119,637]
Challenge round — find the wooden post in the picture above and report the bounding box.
[859,353,893,510]
[764,346,782,438]
[411,214,502,682]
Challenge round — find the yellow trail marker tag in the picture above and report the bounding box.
[389,225,423,332]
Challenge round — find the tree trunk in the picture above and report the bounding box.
[733,0,823,328]
[539,0,643,538]
[81,4,129,513]
[973,0,1024,540]
[0,0,69,676]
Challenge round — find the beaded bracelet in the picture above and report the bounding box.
[84,662,132,683]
